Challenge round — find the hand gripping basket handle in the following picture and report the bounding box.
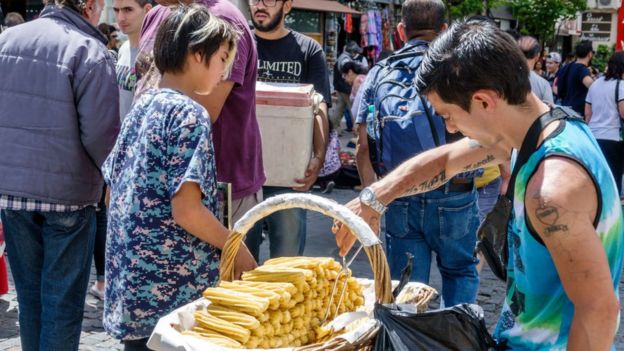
[219,193,394,304]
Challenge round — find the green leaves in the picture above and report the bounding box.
[505,0,586,42]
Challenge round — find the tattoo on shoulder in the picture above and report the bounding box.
[534,197,569,237]
[405,170,447,195]
[463,154,495,171]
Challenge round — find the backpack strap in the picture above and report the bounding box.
[506,107,571,201]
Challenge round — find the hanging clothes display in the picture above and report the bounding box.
[360,11,368,48]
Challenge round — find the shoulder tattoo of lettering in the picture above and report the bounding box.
[534,198,569,236]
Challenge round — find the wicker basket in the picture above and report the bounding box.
[218,193,394,350]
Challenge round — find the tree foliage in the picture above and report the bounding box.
[505,0,586,43]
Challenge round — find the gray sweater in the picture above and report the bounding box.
[0,5,120,205]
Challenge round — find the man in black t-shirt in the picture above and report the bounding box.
[555,40,594,116]
[247,0,331,260]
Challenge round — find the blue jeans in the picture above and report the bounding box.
[244,186,306,261]
[384,185,480,306]
[1,207,96,351]
[477,177,502,222]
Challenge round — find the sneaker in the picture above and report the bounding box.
[89,285,105,300]
[321,181,335,194]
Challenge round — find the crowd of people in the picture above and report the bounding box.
[0,0,622,350]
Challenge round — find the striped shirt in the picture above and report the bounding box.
[0,194,93,212]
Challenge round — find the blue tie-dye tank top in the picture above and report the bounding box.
[494,117,624,350]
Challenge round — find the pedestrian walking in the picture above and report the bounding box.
[585,51,624,194]
[331,41,368,132]
[517,36,554,105]
[555,40,594,116]
[0,0,120,349]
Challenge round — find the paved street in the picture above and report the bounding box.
[1,188,623,350]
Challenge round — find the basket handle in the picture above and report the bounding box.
[219,193,394,304]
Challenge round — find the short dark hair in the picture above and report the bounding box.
[154,4,238,75]
[605,51,624,81]
[340,60,365,75]
[517,35,541,60]
[416,18,530,111]
[575,40,593,59]
[401,0,446,38]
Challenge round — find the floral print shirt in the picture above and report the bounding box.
[102,89,220,340]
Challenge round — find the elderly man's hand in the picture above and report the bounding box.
[332,198,381,256]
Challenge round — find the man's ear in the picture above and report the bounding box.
[283,0,293,15]
[397,22,407,42]
[82,0,99,25]
[193,52,204,64]
[144,3,153,12]
[440,22,449,32]
[471,90,498,112]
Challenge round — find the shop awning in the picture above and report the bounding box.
[293,0,360,15]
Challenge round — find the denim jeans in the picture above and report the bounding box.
[1,207,96,351]
[477,177,502,223]
[384,185,480,306]
[244,186,306,261]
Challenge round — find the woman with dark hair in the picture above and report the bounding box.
[102,5,256,349]
[585,51,624,194]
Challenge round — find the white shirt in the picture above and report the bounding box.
[116,41,139,120]
[585,76,624,141]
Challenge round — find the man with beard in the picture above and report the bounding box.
[247,0,331,260]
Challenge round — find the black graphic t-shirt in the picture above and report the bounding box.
[255,30,331,107]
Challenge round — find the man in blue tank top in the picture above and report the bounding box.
[334,18,624,350]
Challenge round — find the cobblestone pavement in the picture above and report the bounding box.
[1,188,623,350]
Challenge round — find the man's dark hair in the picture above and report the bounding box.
[401,0,446,39]
[517,35,540,60]
[605,51,624,81]
[416,18,530,111]
[575,40,593,59]
[154,4,238,74]
[340,60,365,75]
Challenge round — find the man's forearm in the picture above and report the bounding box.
[568,306,618,351]
[313,102,329,162]
[370,138,505,205]
[370,147,450,205]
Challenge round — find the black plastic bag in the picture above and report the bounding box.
[475,195,512,281]
[373,303,499,351]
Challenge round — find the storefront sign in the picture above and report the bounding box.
[581,11,613,42]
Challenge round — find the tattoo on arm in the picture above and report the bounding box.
[535,199,569,237]
[463,154,496,171]
[405,170,447,196]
